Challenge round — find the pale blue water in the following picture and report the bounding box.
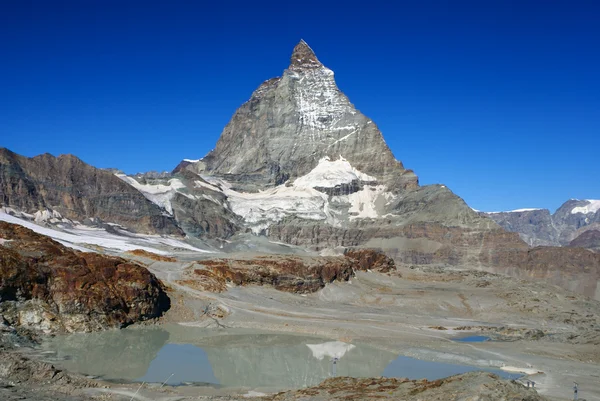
[383,355,514,379]
[40,325,517,389]
[454,335,491,342]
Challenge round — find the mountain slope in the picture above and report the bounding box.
[0,148,182,236]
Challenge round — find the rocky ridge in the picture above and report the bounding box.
[179,249,396,293]
[483,199,600,247]
[0,148,182,236]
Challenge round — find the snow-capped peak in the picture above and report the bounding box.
[486,208,543,214]
[571,199,600,215]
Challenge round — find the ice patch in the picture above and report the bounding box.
[306,341,356,360]
[202,157,394,233]
[0,211,212,255]
[293,156,376,189]
[183,158,201,163]
[116,174,187,214]
[500,366,541,375]
[243,391,267,398]
[223,184,329,234]
[571,199,600,215]
[339,185,396,220]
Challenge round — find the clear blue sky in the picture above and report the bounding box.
[1,1,598,213]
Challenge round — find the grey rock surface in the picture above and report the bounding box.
[188,40,418,192]
[483,199,600,248]
[0,148,182,236]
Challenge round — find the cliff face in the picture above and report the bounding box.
[0,148,182,236]
[178,249,396,294]
[188,40,418,193]
[0,221,171,333]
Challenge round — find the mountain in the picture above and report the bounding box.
[1,41,599,300]
[0,148,182,236]
[483,199,600,248]
[185,40,418,192]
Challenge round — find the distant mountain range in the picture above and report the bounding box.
[481,199,600,250]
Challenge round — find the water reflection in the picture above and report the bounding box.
[41,325,515,390]
[41,326,169,380]
[383,355,514,380]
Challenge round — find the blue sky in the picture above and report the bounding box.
[1,1,598,212]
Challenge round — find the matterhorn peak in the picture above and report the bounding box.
[199,40,418,192]
[289,39,323,70]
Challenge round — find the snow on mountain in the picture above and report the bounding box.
[486,208,544,214]
[571,200,600,215]
[33,209,70,224]
[116,174,187,214]
[306,341,356,360]
[0,210,211,255]
[342,185,396,220]
[200,157,395,234]
[293,156,375,189]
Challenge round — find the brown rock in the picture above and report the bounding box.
[0,221,170,333]
[185,249,395,294]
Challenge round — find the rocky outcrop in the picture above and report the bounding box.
[570,229,600,252]
[553,199,600,244]
[180,249,395,294]
[262,372,545,400]
[479,245,600,300]
[0,221,170,333]
[0,148,182,236]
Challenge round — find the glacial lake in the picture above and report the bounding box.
[40,324,515,391]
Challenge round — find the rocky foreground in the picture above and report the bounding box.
[0,221,170,333]
[258,373,543,401]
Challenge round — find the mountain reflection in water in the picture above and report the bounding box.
[41,324,513,390]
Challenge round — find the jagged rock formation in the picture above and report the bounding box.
[0,221,170,333]
[0,148,182,236]
[187,40,418,192]
[115,169,241,239]
[483,199,600,247]
[168,40,497,246]
[179,249,396,293]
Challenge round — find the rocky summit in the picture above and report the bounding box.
[186,40,418,192]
